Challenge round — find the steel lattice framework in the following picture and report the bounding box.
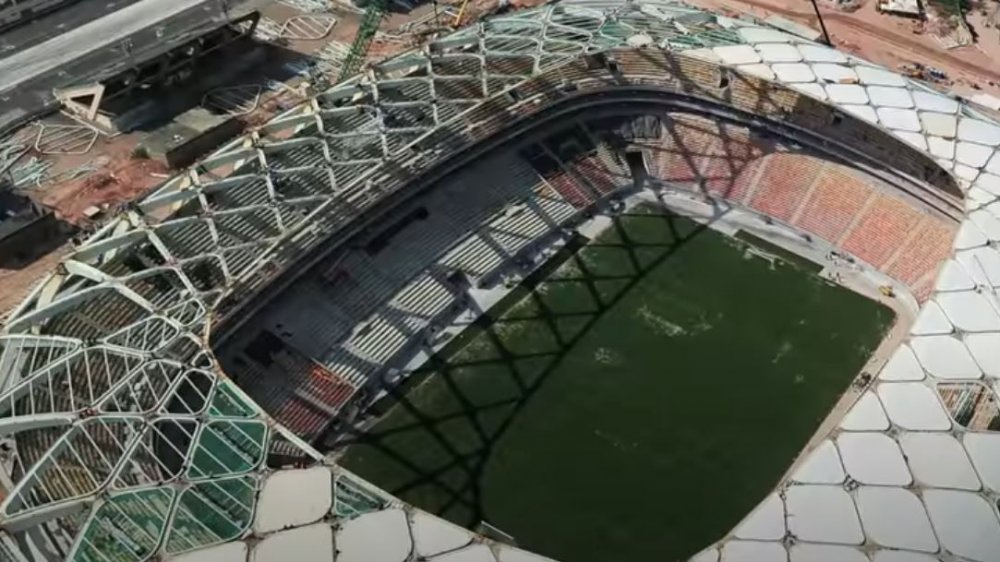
[2,0,1000,560]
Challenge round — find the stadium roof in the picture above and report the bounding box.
[1,0,1000,560]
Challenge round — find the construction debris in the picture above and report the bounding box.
[35,124,99,155]
[314,41,352,76]
[280,14,338,40]
[924,1,974,49]
[255,18,284,42]
[876,0,921,17]
[0,140,28,176]
[202,85,264,115]
[9,157,51,188]
[40,157,168,224]
[899,62,951,84]
[53,162,100,182]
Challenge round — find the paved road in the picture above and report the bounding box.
[0,0,253,133]
[0,0,227,93]
[0,0,146,59]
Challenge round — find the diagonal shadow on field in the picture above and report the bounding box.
[333,203,725,529]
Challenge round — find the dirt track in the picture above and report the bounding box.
[692,0,1000,97]
[745,0,1000,81]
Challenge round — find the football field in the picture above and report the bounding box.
[340,205,894,562]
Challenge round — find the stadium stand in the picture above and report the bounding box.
[213,109,960,450]
[637,112,957,299]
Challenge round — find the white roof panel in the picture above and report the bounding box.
[899,432,980,490]
[684,48,722,63]
[720,541,786,562]
[956,141,994,168]
[878,344,925,381]
[936,260,976,292]
[955,246,1000,285]
[913,90,959,113]
[797,45,846,63]
[867,86,913,108]
[738,27,796,43]
[969,209,1000,241]
[788,544,867,562]
[785,485,864,544]
[412,511,472,557]
[253,524,335,562]
[713,45,761,65]
[855,65,907,86]
[910,300,953,336]
[937,291,1000,332]
[910,335,982,380]
[876,107,921,132]
[839,392,890,430]
[791,439,846,483]
[755,43,802,62]
[988,152,1000,175]
[841,104,878,124]
[771,63,814,82]
[788,82,826,100]
[812,63,857,83]
[254,467,333,534]
[963,432,1000,492]
[734,493,785,540]
[922,490,1000,562]
[969,186,997,209]
[836,432,911,486]
[855,486,938,552]
[919,111,958,138]
[957,117,1000,145]
[736,63,776,80]
[825,84,868,104]
[872,552,938,562]
[976,172,1000,195]
[955,162,981,181]
[336,509,413,562]
[433,544,501,562]
[954,221,988,249]
[877,382,952,430]
[966,333,1000,377]
[927,136,956,159]
[895,131,927,151]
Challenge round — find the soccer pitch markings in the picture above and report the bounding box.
[339,205,895,562]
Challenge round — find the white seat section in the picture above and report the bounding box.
[389,272,456,323]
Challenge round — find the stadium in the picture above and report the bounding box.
[1,0,1000,561]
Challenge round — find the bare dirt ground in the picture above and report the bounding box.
[0,243,71,322]
[690,0,1000,98]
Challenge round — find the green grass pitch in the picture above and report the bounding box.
[340,205,894,562]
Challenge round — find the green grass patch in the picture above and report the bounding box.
[340,206,894,562]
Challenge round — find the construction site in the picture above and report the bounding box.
[0,0,528,316]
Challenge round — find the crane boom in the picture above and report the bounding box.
[337,0,389,82]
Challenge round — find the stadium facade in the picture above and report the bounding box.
[0,0,999,561]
